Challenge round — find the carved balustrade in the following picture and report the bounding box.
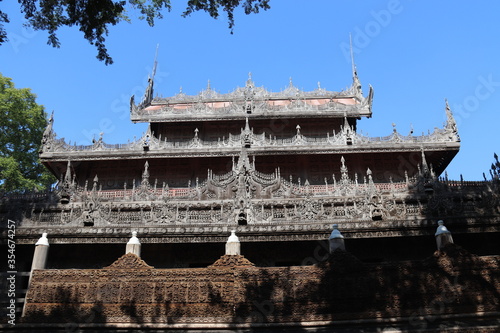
[40,125,459,155]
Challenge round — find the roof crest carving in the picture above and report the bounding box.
[40,107,460,156]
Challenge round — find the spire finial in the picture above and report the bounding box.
[138,45,159,108]
[64,160,72,183]
[349,33,362,93]
[245,72,255,88]
[153,44,159,80]
[244,117,250,131]
[444,99,459,139]
[349,33,356,77]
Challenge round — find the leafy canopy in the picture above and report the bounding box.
[0,0,270,65]
[0,73,56,193]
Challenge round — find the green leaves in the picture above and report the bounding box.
[0,74,56,193]
[183,0,270,33]
[1,0,270,64]
[21,0,127,65]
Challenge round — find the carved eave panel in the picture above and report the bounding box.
[39,140,460,163]
[12,215,500,245]
[131,109,372,123]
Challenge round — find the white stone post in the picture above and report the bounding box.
[28,233,50,289]
[435,220,453,250]
[126,231,141,257]
[24,233,50,317]
[329,224,346,253]
[30,233,50,272]
[225,230,241,255]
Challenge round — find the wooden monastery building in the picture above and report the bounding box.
[1,59,499,331]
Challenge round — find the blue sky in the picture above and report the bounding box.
[1,0,499,181]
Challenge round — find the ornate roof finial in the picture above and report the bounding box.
[420,146,429,176]
[137,45,159,109]
[92,175,99,193]
[64,160,72,184]
[366,168,375,187]
[244,117,250,132]
[41,111,55,151]
[444,99,460,141]
[349,33,362,95]
[246,72,254,88]
[141,161,150,189]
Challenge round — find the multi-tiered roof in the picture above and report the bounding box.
[9,62,471,249]
[39,65,459,188]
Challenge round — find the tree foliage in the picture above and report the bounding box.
[490,153,500,181]
[0,0,270,65]
[0,73,56,193]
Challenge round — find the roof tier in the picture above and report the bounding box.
[41,103,459,172]
[130,75,374,123]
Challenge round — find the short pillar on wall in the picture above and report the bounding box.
[329,224,346,253]
[435,220,453,250]
[126,231,141,257]
[28,232,50,288]
[225,230,241,255]
[24,233,50,317]
[31,233,50,272]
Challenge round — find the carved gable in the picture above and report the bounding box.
[104,252,153,269]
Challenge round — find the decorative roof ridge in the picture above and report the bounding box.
[151,80,362,105]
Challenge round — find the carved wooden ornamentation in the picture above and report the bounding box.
[208,255,255,268]
[22,244,500,328]
[104,253,153,270]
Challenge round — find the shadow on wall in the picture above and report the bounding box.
[20,243,500,331]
